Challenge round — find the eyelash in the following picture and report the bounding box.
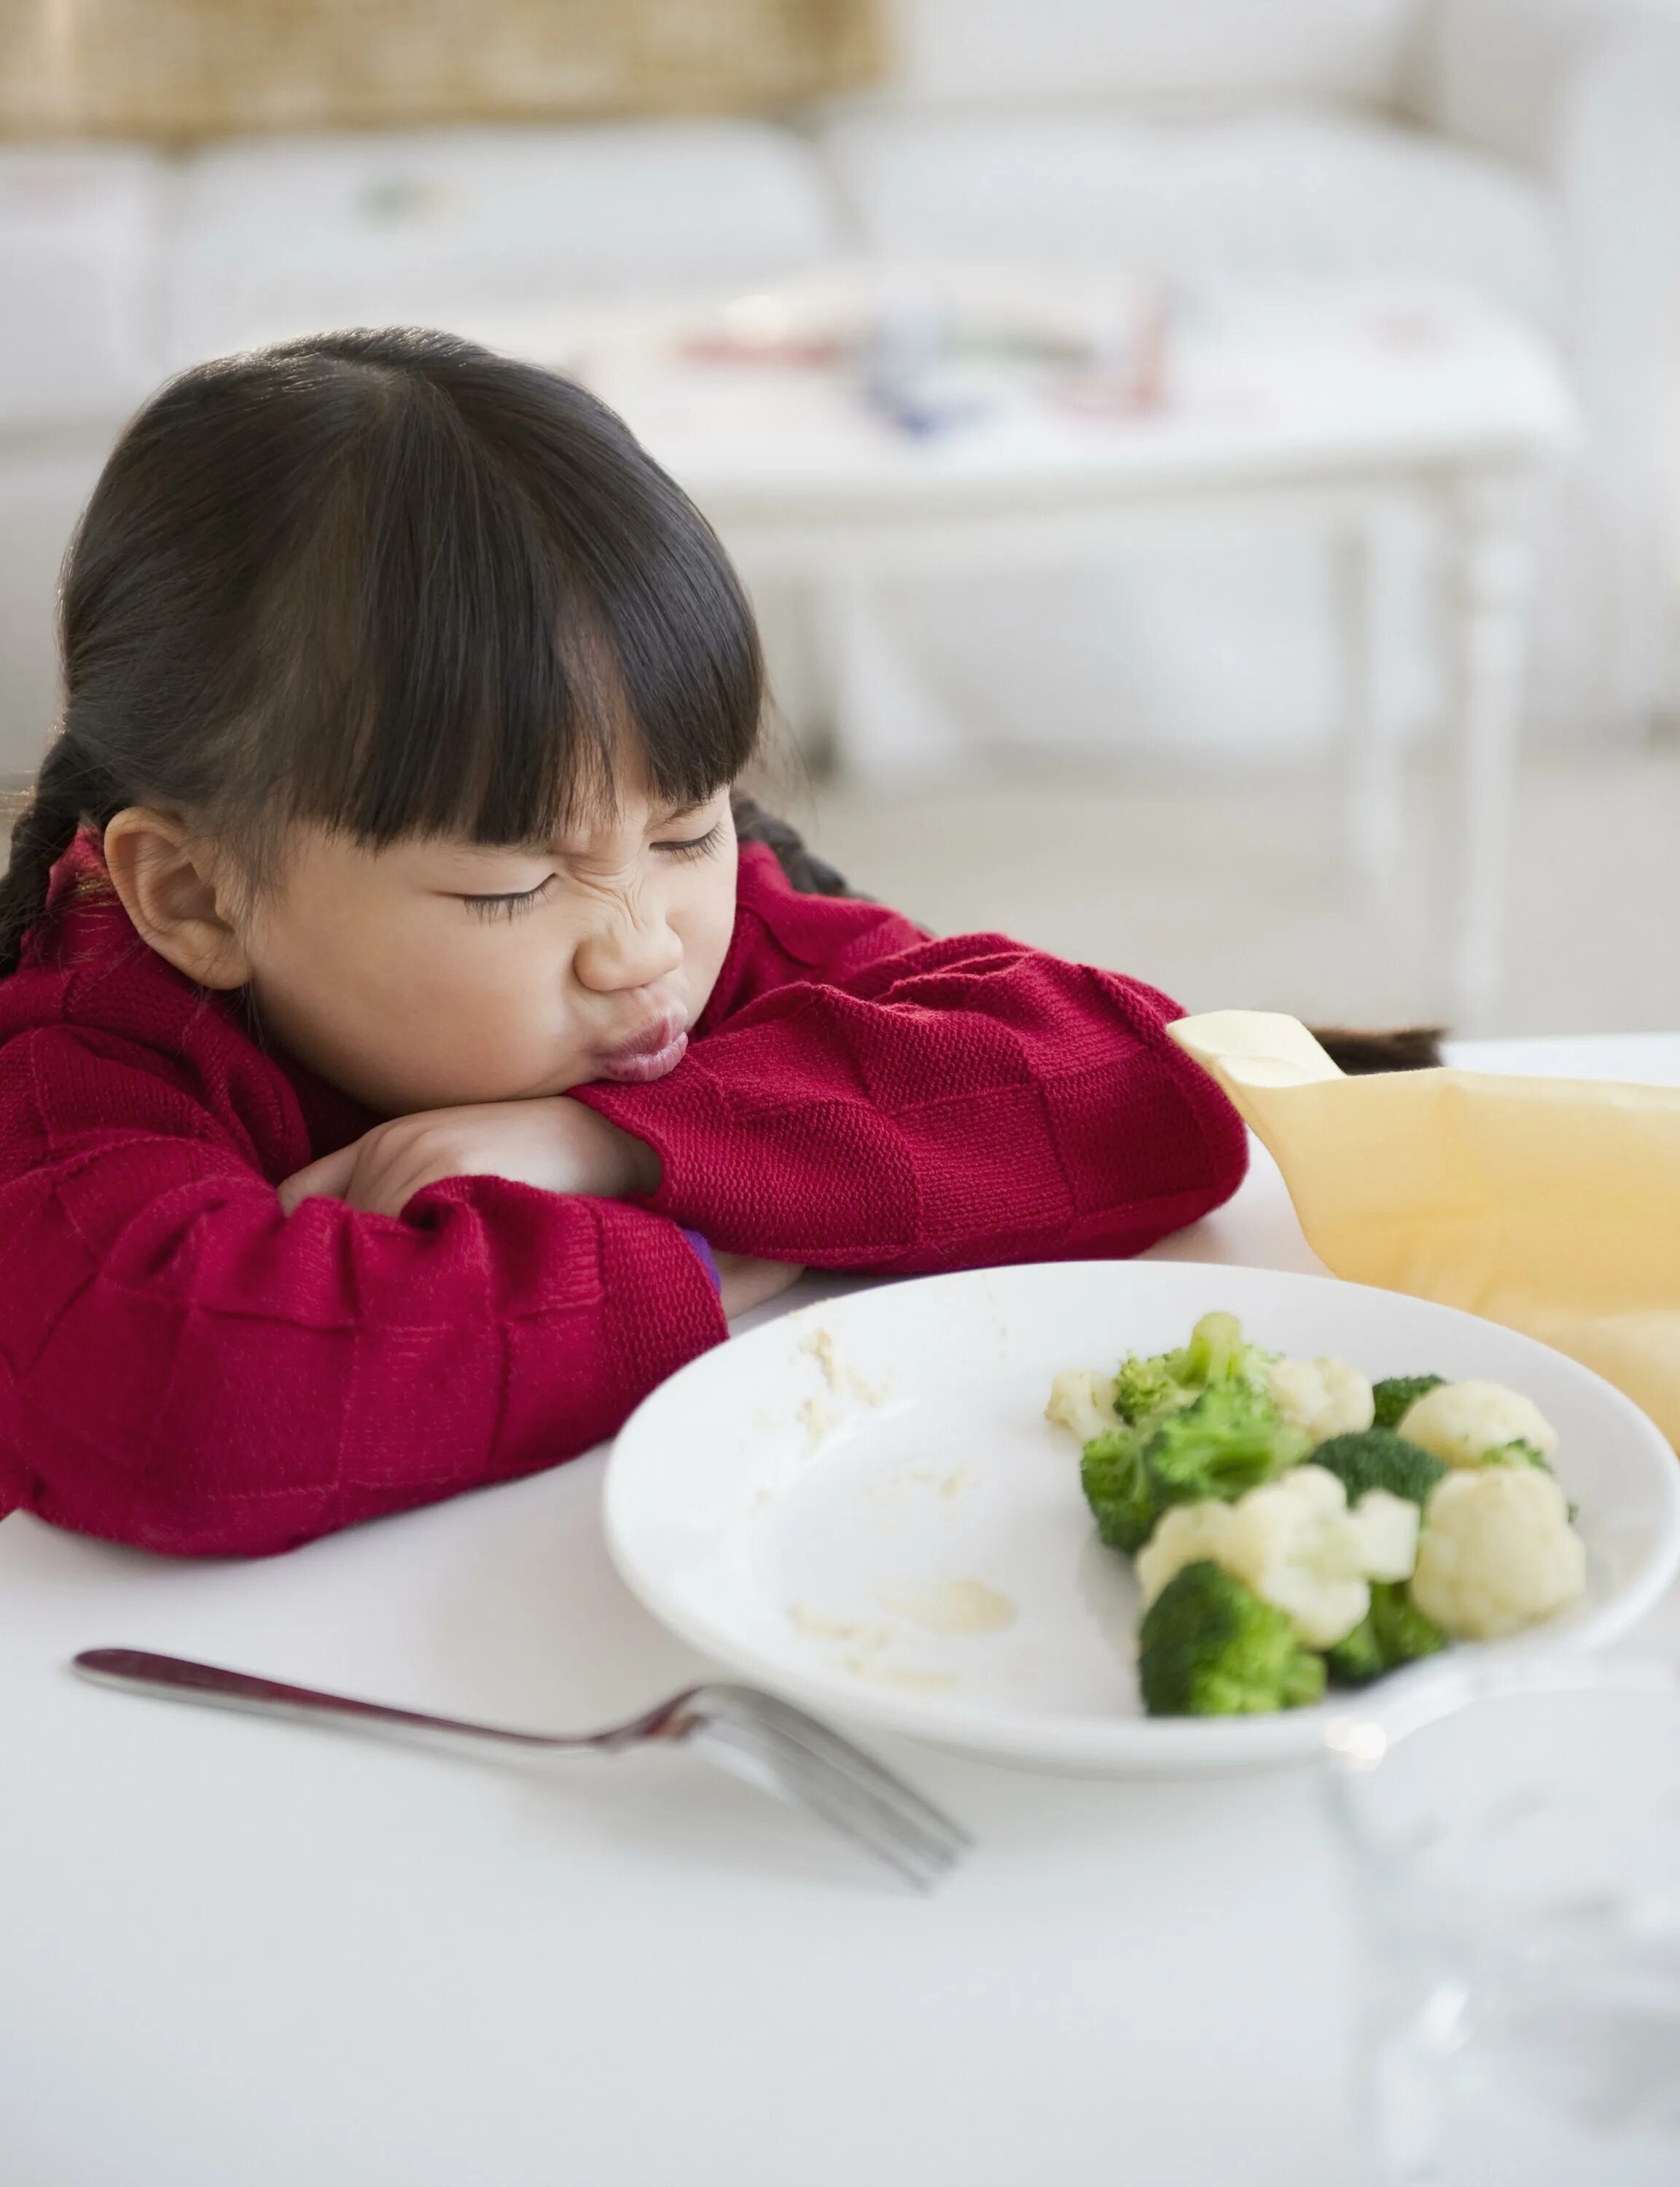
[460,879,555,922]
[458,823,725,920]
[660,821,726,864]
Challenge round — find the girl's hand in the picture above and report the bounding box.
[714,1252,805,1318]
[278,1098,661,1218]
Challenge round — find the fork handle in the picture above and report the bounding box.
[73,1647,578,1753]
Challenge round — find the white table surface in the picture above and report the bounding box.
[5,1033,1678,2187]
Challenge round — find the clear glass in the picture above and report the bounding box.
[1327,1659,1680,2187]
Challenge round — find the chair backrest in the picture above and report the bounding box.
[881,0,1418,111]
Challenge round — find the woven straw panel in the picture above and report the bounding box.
[1,0,887,140]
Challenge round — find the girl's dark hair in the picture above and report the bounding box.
[0,326,763,976]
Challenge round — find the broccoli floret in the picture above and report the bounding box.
[1138,1560,1327,1717]
[1087,1317,1303,1551]
[1324,1580,1449,1687]
[1110,1354,1188,1426]
[1176,1309,1249,1389]
[1371,1374,1445,1430]
[1080,1424,1160,1554]
[1313,1427,1447,1510]
[1141,1382,1309,1510]
[1483,1438,1552,1471]
[1111,1311,1268,1424]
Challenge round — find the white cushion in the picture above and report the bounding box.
[0,147,165,424]
[820,109,1559,331]
[165,121,845,364]
[878,0,1417,110]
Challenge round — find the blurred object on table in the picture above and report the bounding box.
[1330,1664,1680,2187]
[1170,1005,1680,1444]
[0,0,887,139]
[524,260,1175,445]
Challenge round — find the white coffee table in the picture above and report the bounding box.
[491,274,1574,1021]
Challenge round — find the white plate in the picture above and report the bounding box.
[604,1263,1680,1774]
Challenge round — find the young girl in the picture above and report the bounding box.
[0,328,1247,1559]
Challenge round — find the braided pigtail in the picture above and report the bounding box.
[0,740,113,978]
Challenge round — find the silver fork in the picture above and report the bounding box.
[71,1648,969,1891]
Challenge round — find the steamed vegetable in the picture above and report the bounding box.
[1324,1580,1448,1686]
[1080,1375,1307,1556]
[1109,1309,1268,1423]
[1079,1423,1160,1556]
[1142,1383,1309,1505]
[1138,1560,1327,1717]
[1045,1369,1120,1446]
[1265,1356,1375,1445]
[1313,1427,1447,1510]
[1409,1465,1585,1639]
[1398,1380,1558,1470]
[1372,1374,1445,1431]
[1049,1311,1586,1720]
[1111,1352,1193,1426]
[1136,1465,1420,1650]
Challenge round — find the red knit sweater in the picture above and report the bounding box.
[0,831,1246,1556]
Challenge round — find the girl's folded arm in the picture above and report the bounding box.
[0,1032,723,1559]
[575,922,1249,1275]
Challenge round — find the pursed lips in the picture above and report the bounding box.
[592,1013,689,1085]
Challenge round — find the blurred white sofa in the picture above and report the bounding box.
[813,0,1680,764]
[1,0,1677,775]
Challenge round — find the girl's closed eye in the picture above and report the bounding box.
[459,876,556,921]
[458,816,724,918]
[657,821,726,862]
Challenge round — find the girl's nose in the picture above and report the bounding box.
[573,905,684,994]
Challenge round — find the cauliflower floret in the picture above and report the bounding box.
[1221,1469,1413,1648]
[1342,1487,1423,1585]
[1398,1380,1558,1470]
[1265,1356,1375,1446]
[1410,1466,1585,1639]
[1046,1369,1119,1446]
[1136,1499,1235,1607]
[1136,1465,1421,1650]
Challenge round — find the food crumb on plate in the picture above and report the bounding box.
[790,1602,893,1649]
[842,1657,960,1693]
[875,1578,1018,1637]
[798,1325,888,1407]
[798,1393,841,1448]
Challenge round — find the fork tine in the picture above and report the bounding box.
[731,1719,969,1886]
[690,1698,966,1886]
[698,1688,967,1863]
[704,1685,974,1851]
[689,1717,956,1891]
[740,1723,961,1884]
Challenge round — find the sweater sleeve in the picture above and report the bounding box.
[574,854,1248,1274]
[0,1026,725,1558]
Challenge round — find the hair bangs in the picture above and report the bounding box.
[247,343,763,858]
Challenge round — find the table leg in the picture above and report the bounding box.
[1445,473,1536,1025]
[814,576,969,782]
[1335,518,1397,905]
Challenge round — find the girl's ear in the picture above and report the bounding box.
[103,808,253,990]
